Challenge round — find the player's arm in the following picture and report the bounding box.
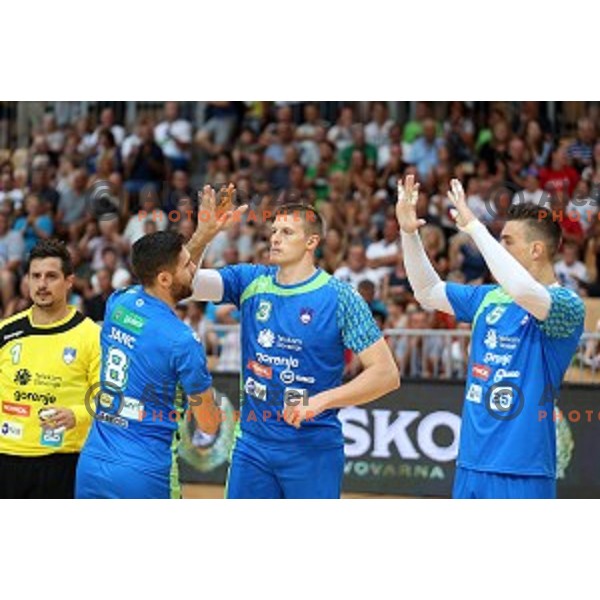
[174,333,219,434]
[186,184,247,265]
[285,338,399,429]
[47,322,101,432]
[188,388,220,435]
[319,338,400,410]
[396,175,455,315]
[446,178,552,321]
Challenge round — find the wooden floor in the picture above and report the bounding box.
[182,484,402,499]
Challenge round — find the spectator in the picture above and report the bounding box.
[0,210,25,315]
[568,179,598,233]
[295,102,327,168]
[0,173,25,211]
[582,141,600,186]
[443,101,475,164]
[366,217,400,280]
[568,117,596,173]
[339,125,377,171]
[123,188,168,246]
[357,279,388,317]
[408,118,444,180]
[55,168,90,241]
[327,105,355,153]
[584,222,600,296]
[154,101,193,172]
[539,145,580,198]
[449,232,487,284]
[90,246,131,292]
[80,218,127,271]
[13,194,54,254]
[196,102,240,155]
[184,301,218,358]
[29,163,60,212]
[403,101,432,144]
[91,128,121,176]
[319,227,347,274]
[334,243,381,290]
[477,118,510,177]
[163,169,194,214]
[365,102,394,149]
[554,241,589,293]
[83,267,113,322]
[381,251,413,303]
[512,168,547,207]
[524,119,553,168]
[89,107,125,148]
[124,121,166,198]
[393,308,444,378]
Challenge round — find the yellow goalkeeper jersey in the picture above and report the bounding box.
[0,306,100,457]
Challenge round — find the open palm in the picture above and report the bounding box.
[396,174,425,234]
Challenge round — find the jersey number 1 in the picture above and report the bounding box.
[10,344,22,365]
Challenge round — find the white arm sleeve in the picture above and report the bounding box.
[401,230,454,315]
[191,269,224,302]
[466,220,552,320]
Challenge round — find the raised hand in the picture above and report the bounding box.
[447,178,476,230]
[396,174,425,234]
[195,183,248,242]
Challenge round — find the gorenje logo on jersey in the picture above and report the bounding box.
[112,307,146,334]
[256,353,299,368]
[13,390,57,406]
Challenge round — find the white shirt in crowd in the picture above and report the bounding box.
[366,238,399,279]
[154,119,193,161]
[333,265,382,291]
[554,260,588,292]
[123,210,169,246]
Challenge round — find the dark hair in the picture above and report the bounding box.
[272,202,326,239]
[131,230,185,286]
[507,203,562,258]
[27,239,74,276]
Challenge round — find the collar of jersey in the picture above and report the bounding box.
[273,267,323,289]
[27,305,77,329]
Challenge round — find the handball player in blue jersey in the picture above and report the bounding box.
[76,231,221,498]
[187,186,400,498]
[396,175,585,499]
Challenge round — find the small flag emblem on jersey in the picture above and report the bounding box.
[63,347,77,365]
[299,308,314,325]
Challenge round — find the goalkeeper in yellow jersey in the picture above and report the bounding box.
[0,239,100,498]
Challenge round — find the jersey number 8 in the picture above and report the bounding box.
[104,347,129,389]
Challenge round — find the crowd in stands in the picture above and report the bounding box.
[1,101,599,376]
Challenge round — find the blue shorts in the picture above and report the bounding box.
[75,452,179,499]
[226,433,345,499]
[453,466,556,499]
